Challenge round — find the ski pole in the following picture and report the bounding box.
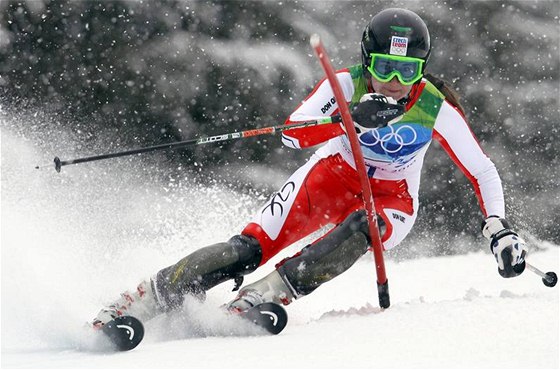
[310,34,390,309]
[525,262,557,287]
[36,117,338,173]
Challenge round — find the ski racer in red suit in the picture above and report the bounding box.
[91,8,528,328]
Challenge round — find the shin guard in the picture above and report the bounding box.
[153,234,262,309]
[278,210,376,297]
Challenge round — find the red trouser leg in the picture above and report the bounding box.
[243,154,415,265]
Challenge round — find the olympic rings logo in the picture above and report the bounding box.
[359,124,417,154]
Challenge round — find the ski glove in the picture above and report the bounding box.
[482,216,527,278]
[334,93,405,134]
[351,93,405,133]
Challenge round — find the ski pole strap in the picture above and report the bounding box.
[232,276,244,291]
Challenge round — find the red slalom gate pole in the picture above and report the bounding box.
[310,34,390,308]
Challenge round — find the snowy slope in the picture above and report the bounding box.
[1,127,559,369]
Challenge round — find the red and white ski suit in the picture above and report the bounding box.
[242,65,504,265]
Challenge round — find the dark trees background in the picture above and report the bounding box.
[1,0,558,254]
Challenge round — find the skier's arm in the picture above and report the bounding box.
[433,102,527,278]
[432,101,504,218]
[282,72,353,149]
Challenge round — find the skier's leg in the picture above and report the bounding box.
[278,210,375,297]
[153,234,262,308]
[275,192,417,299]
[226,210,383,310]
[91,234,262,327]
[226,181,418,308]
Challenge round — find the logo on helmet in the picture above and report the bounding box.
[390,36,408,56]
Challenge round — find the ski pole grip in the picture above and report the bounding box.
[377,280,390,309]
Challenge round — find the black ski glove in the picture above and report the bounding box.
[333,93,405,134]
[351,93,405,133]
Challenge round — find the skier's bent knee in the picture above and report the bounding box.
[280,210,387,297]
[226,210,385,309]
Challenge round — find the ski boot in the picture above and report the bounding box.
[225,289,265,314]
[223,270,293,334]
[90,279,162,330]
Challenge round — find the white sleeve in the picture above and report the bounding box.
[281,70,355,149]
[433,101,505,218]
[288,71,355,122]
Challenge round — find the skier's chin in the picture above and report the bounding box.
[371,79,412,101]
[379,88,408,101]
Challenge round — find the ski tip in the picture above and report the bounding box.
[101,316,144,352]
[310,34,321,48]
[243,302,288,335]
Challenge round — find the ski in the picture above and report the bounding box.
[241,302,288,335]
[96,302,286,351]
[101,315,144,351]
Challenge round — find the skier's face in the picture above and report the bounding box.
[371,76,413,101]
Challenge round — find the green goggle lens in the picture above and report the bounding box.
[368,53,424,86]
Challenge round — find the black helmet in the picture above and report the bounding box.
[361,8,431,72]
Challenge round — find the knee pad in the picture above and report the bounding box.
[227,234,262,273]
[343,209,370,239]
[341,209,387,242]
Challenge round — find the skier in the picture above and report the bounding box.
[91,8,528,329]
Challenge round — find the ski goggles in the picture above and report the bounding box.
[367,53,425,86]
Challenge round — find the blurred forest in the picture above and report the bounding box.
[1,0,558,253]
